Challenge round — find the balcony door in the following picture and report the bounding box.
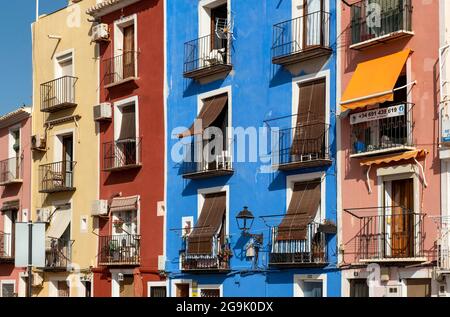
[303,0,324,49]
[116,104,137,168]
[122,24,135,80]
[210,3,228,51]
[56,53,74,104]
[62,135,73,188]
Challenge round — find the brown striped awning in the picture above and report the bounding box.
[110,196,139,213]
[0,200,19,212]
[178,94,228,138]
[277,180,321,241]
[187,192,226,254]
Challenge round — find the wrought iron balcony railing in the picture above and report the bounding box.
[98,234,141,266]
[103,138,142,171]
[350,0,412,48]
[273,122,331,170]
[269,223,328,267]
[433,216,450,272]
[181,137,233,179]
[272,11,331,65]
[104,51,139,87]
[38,161,76,193]
[184,33,233,79]
[0,232,14,261]
[180,236,231,272]
[350,102,414,157]
[0,157,22,186]
[44,238,73,270]
[40,76,78,112]
[345,207,426,263]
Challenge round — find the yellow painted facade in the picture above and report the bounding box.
[31,0,98,297]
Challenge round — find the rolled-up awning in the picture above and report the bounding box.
[178,94,228,138]
[360,149,428,167]
[187,192,226,255]
[277,180,321,241]
[110,196,139,213]
[0,200,19,212]
[341,49,412,111]
[46,207,71,239]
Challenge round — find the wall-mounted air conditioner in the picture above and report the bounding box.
[91,200,108,217]
[36,208,51,223]
[92,23,110,42]
[93,103,112,121]
[31,134,46,151]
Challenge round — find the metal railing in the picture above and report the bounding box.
[0,157,22,185]
[104,51,139,86]
[181,137,233,176]
[0,232,13,259]
[44,238,73,269]
[272,11,330,60]
[350,0,412,45]
[103,138,142,171]
[39,161,76,193]
[180,236,231,271]
[346,207,425,261]
[269,222,327,265]
[434,216,450,271]
[40,76,77,112]
[350,102,413,155]
[184,33,232,75]
[274,122,330,166]
[98,235,141,265]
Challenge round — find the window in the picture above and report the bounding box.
[57,281,69,297]
[349,279,369,297]
[83,281,91,297]
[119,275,135,297]
[56,52,74,78]
[406,278,431,297]
[294,274,327,297]
[149,285,167,298]
[1,282,15,297]
[175,283,190,297]
[302,281,323,297]
[200,288,221,297]
[113,15,137,82]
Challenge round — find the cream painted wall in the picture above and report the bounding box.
[31,0,99,297]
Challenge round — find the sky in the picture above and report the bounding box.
[0,0,68,117]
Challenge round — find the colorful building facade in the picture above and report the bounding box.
[86,0,166,297]
[0,107,31,297]
[338,0,441,297]
[30,0,99,297]
[165,0,340,297]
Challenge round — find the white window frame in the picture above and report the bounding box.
[54,49,75,79]
[0,280,16,297]
[111,269,135,298]
[8,124,21,159]
[294,274,327,297]
[114,14,138,79]
[114,96,140,142]
[198,0,229,38]
[170,279,193,297]
[147,281,168,297]
[198,284,223,297]
[197,185,229,236]
[53,128,76,164]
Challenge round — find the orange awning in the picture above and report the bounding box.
[360,149,428,167]
[341,49,412,111]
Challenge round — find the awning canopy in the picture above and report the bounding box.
[341,49,411,112]
[178,94,228,138]
[110,196,139,213]
[360,149,428,167]
[46,207,71,239]
[118,105,136,141]
[187,192,226,255]
[277,180,321,241]
[0,200,19,212]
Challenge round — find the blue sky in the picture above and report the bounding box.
[0,0,68,116]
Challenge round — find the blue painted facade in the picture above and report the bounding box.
[165,0,340,297]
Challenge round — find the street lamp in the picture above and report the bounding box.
[236,206,254,233]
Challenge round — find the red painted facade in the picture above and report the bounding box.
[92,0,165,297]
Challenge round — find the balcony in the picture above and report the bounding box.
[350,102,414,158]
[103,138,142,172]
[40,76,78,113]
[104,51,139,88]
[269,223,328,268]
[180,236,231,273]
[272,11,331,66]
[0,232,14,263]
[0,158,22,186]
[181,138,233,179]
[38,161,76,194]
[347,207,426,264]
[350,0,413,50]
[183,34,232,80]
[43,238,73,271]
[98,235,141,266]
[273,123,331,171]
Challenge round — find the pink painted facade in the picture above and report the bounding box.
[0,107,31,297]
[339,1,441,297]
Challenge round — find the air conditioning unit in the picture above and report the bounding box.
[93,103,112,121]
[31,134,46,151]
[92,23,110,42]
[91,199,108,217]
[36,208,51,223]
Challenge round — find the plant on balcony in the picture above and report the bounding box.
[113,220,124,233]
[218,244,232,269]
